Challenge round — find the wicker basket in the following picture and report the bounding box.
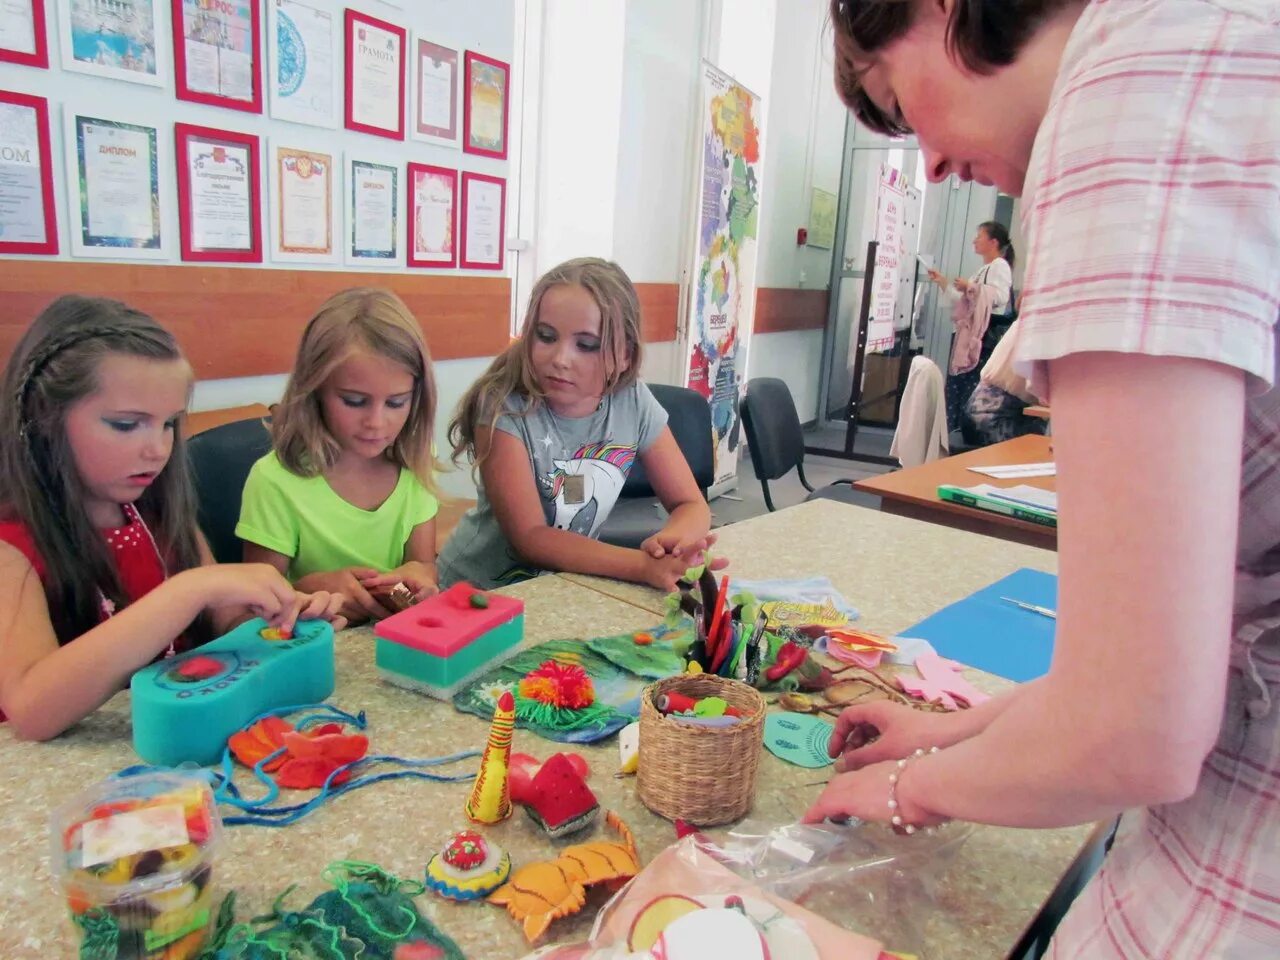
[637,674,766,826]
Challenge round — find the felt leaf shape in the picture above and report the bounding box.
[228,717,295,772]
[281,730,369,767]
[275,756,354,790]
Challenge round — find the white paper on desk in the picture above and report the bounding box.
[968,461,1056,479]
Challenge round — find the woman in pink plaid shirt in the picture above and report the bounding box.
[808,2,1280,957]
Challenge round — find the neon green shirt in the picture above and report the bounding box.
[236,452,438,581]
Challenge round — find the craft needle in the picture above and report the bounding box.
[1000,596,1057,619]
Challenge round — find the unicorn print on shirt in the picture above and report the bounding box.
[539,441,636,536]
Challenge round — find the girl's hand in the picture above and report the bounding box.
[294,589,348,632]
[295,568,393,624]
[362,561,439,605]
[953,277,971,292]
[824,700,958,772]
[638,548,729,593]
[928,268,947,290]
[190,563,302,630]
[639,530,726,567]
[801,761,947,830]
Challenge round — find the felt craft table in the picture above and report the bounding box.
[852,433,1058,549]
[0,502,1095,959]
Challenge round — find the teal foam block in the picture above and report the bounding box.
[374,583,525,699]
[130,618,335,766]
[900,568,1057,682]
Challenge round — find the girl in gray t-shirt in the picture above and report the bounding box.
[438,257,720,591]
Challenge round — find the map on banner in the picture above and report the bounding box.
[685,63,762,487]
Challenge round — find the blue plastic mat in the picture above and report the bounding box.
[900,568,1057,682]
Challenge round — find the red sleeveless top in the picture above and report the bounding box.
[0,505,175,723]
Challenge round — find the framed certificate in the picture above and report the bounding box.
[0,0,49,68]
[345,155,401,267]
[172,0,262,112]
[459,171,504,271]
[269,140,337,263]
[175,122,261,263]
[56,0,165,87]
[344,8,405,140]
[0,90,57,255]
[64,109,165,259]
[411,36,459,147]
[268,0,340,129]
[407,162,455,268]
[463,50,509,160]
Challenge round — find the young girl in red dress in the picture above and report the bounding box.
[0,295,344,740]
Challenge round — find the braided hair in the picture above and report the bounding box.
[0,296,205,643]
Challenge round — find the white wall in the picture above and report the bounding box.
[745,0,847,421]
[1,0,515,439]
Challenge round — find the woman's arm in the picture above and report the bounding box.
[480,427,688,589]
[808,351,1242,828]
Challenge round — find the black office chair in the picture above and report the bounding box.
[598,384,714,549]
[187,416,273,563]
[739,377,877,512]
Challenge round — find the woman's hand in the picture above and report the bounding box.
[928,268,947,291]
[824,700,963,772]
[953,277,972,292]
[295,568,393,624]
[802,760,948,829]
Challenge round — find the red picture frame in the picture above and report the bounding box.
[463,51,509,160]
[0,0,49,68]
[0,90,57,255]
[174,123,262,263]
[344,9,406,141]
[459,172,505,271]
[406,163,457,269]
[171,0,263,113]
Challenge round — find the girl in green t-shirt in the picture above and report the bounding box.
[238,288,442,625]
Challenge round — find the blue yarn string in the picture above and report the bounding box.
[117,703,479,829]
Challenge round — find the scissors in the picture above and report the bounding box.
[1001,597,1057,620]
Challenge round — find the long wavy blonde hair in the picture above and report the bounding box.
[272,288,439,492]
[449,257,643,470]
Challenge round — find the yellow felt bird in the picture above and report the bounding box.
[465,690,515,823]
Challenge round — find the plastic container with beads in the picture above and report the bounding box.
[637,674,766,826]
[51,771,222,960]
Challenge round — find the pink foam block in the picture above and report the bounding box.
[375,583,523,656]
[897,653,992,711]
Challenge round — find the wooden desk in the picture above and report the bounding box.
[0,514,1089,959]
[853,433,1056,548]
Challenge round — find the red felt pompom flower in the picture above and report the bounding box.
[517,660,596,709]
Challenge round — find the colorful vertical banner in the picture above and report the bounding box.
[683,63,762,489]
[866,164,905,356]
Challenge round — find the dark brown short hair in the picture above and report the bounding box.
[830,0,1076,136]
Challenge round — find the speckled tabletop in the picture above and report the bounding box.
[0,501,1090,959]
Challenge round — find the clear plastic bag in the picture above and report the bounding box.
[515,818,972,959]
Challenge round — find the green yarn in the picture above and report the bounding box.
[514,693,621,733]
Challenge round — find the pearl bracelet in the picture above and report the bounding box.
[888,746,940,835]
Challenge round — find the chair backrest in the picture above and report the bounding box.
[187,416,273,564]
[621,384,715,498]
[740,377,805,481]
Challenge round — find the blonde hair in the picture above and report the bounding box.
[449,257,643,469]
[272,288,439,491]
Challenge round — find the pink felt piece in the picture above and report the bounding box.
[825,644,884,669]
[374,582,523,656]
[897,654,992,711]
